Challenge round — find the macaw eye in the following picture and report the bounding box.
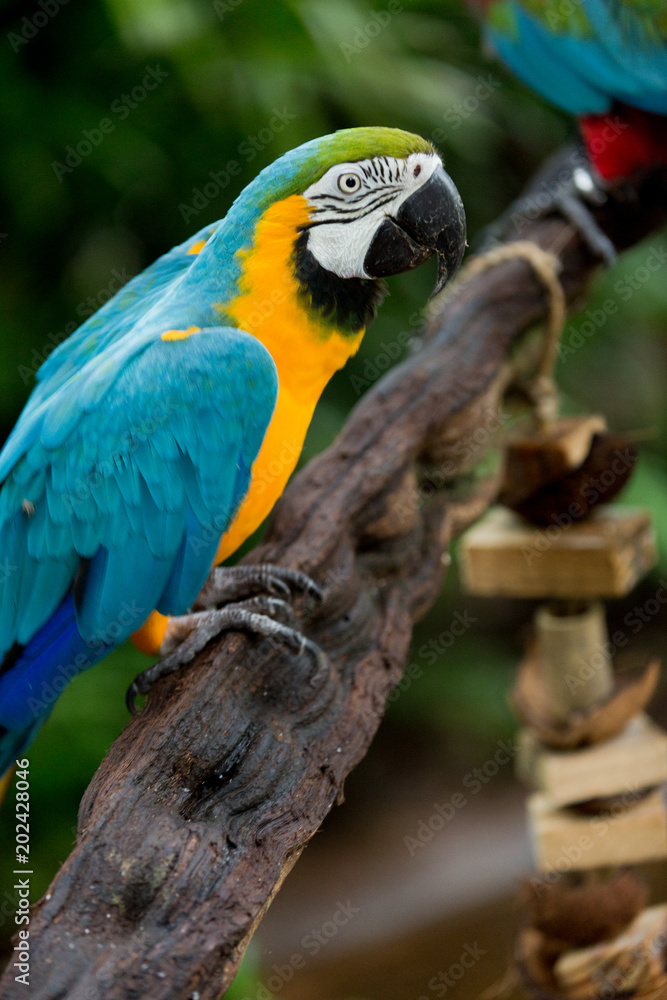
[337,172,361,194]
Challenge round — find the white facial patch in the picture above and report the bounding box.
[302,152,442,279]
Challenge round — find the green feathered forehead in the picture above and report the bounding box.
[318,126,434,167]
[299,126,436,186]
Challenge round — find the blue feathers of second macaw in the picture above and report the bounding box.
[485,0,667,116]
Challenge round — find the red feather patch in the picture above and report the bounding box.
[580,104,667,181]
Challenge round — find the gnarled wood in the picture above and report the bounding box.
[2,155,667,1000]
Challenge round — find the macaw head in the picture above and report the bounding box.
[295,127,467,299]
[231,128,466,316]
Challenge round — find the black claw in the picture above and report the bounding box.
[126,681,142,716]
[553,190,617,265]
[237,595,299,630]
[264,576,291,600]
[262,565,324,605]
[303,579,324,604]
[305,641,329,687]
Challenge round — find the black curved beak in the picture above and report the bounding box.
[363,164,466,298]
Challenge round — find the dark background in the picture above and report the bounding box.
[1,1,666,996]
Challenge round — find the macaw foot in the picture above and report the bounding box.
[543,165,617,265]
[479,145,618,266]
[126,565,325,714]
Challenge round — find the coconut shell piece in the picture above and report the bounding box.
[502,432,637,528]
[521,870,649,948]
[499,410,638,529]
[512,652,660,749]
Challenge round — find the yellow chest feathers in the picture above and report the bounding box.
[214,194,364,562]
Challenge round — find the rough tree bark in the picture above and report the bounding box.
[2,156,667,1000]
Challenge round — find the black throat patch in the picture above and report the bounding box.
[292,231,386,335]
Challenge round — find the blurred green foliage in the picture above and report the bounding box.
[0,0,666,993]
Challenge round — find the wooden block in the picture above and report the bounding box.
[459,505,656,599]
[504,416,607,496]
[528,788,667,871]
[517,716,667,807]
[554,904,667,997]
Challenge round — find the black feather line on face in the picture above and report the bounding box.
[292,231,386,335]
[304,191,400,227]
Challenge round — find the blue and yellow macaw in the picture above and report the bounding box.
[0,127,466,775]
[472,0,667,181]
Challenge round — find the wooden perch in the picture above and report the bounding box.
[3,154,667,1000]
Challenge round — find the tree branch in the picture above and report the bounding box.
[3,155,667,1000]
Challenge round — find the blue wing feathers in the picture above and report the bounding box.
[0,518,25,639]
[112,453,143,509]
[156,509,219,615]
[0,326,278,676]
[76,540,169,645]
[15,557,75,646]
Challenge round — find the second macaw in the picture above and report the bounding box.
[473,0,667,181]
[0,127,466,775]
